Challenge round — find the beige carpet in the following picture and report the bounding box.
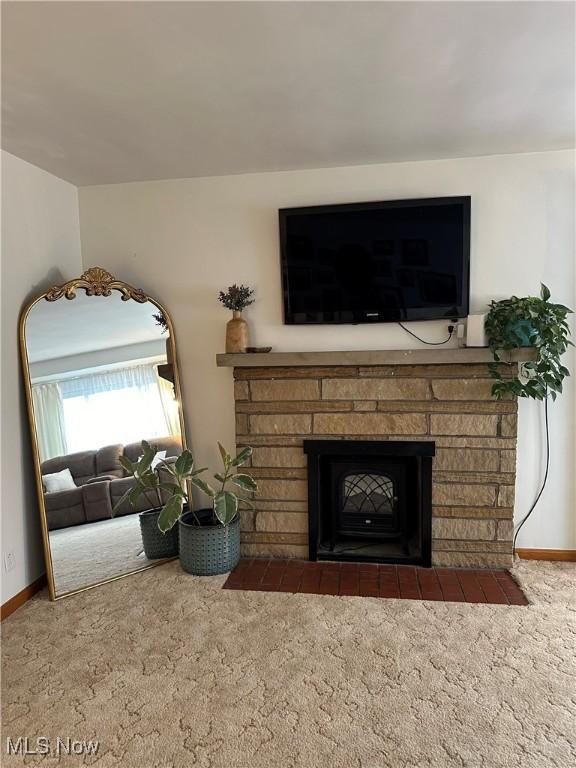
[49,515,155,595]
[2,560,574,768]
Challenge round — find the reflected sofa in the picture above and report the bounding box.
[41,437,181,531]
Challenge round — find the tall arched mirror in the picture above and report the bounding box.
[20,267,187,600]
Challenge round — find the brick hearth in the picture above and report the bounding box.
[223,560,529,604]
[222,354,522,568]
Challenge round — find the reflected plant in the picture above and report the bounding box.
[112,440,257,533]
[152,312,169,334]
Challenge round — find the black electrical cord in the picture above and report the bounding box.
[513,396,550,553]
[397,322,454,346]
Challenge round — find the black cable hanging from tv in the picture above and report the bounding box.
[397,322,454,346]
[513,396,550,554]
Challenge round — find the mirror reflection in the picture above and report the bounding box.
[24,282,183,598]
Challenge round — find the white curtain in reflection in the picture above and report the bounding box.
[31,383,68,462]
[59,363,178,453]
[158,374,180,436]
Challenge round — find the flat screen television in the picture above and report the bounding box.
[279,196,470,324]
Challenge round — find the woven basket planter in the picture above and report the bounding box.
[139,508,179,560]
[179,510,241,576]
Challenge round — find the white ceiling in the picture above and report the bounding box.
[26,292,165,362]
[2,1,574,186]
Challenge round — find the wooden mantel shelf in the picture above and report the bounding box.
[216,347,537,368]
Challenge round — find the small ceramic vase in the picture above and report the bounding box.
[226,310,249,353]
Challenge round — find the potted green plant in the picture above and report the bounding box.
[177,444,257,575]
[218,284,255,353]
[485,284,572,400]
[111,442,189,560]
[117,440,257,575]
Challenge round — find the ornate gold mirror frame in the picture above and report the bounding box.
[19,267,188,601]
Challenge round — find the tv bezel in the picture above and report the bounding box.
[279,196,471,325]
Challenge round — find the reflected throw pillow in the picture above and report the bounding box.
[137,450,167,470]
[151,450,167,469]
[42,468,77,493]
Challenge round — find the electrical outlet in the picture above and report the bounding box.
[4,551,16,572]
[456,321,466,347]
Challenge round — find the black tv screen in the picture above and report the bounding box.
[279,196,470,324]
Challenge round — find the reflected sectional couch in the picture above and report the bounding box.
[41,436,181,531]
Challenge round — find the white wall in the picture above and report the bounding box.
[79,150,575,549]
[30,340,165,380]
[1,151,82,603]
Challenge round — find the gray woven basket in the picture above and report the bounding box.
[139,509,179,560]
[179,512,240,576]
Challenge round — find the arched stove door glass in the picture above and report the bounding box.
[340,472,398,536]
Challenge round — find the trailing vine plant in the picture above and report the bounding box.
[485,284,572,401]
[152,311,169,333]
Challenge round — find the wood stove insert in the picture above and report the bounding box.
[305,440,434,566]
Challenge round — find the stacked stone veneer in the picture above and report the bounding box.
[233,363,518,568]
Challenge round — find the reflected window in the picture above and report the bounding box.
[32,361,179,460]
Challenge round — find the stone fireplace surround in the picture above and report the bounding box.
[218,349,534,569]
